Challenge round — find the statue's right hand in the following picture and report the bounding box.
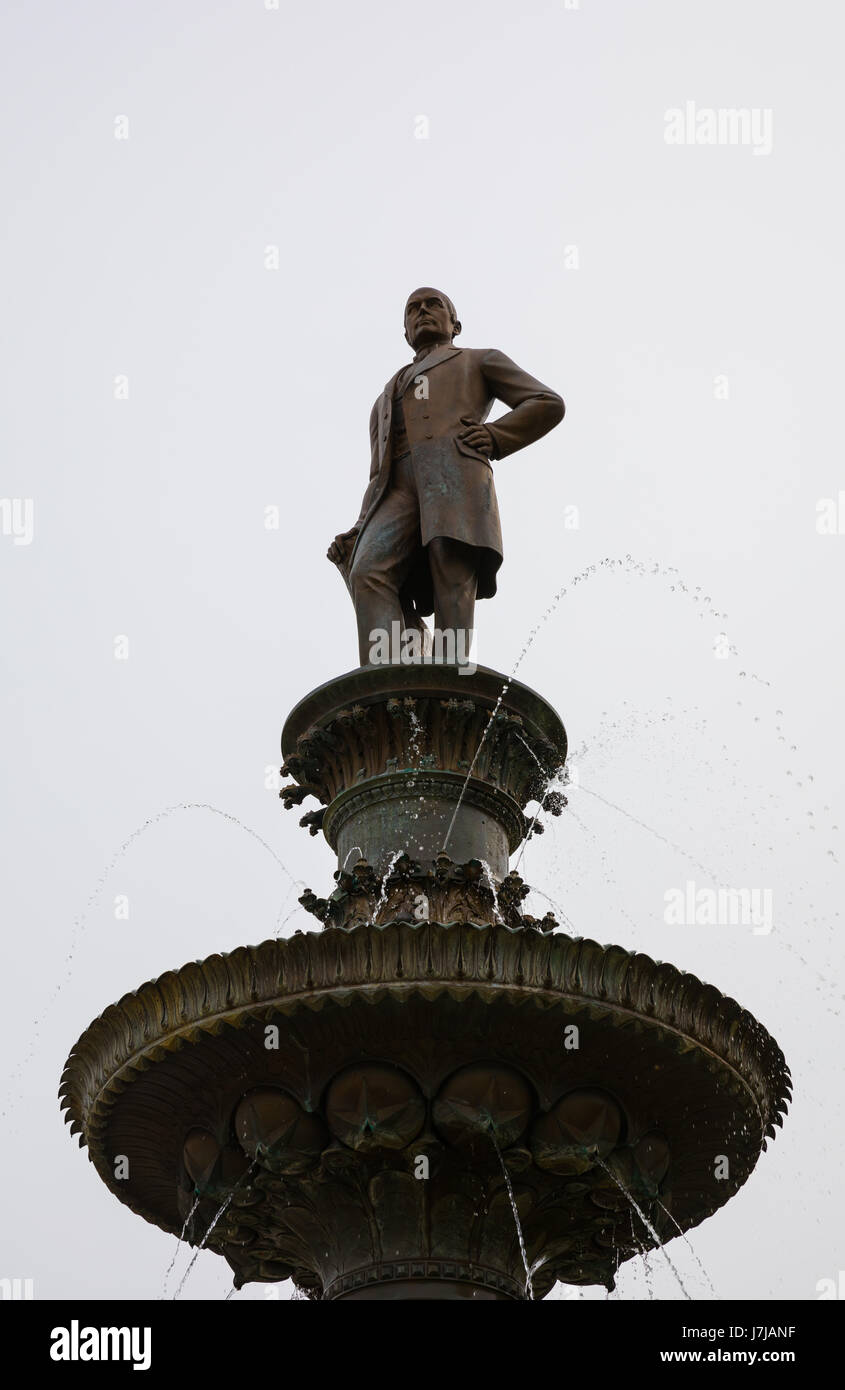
[327,529,358,566]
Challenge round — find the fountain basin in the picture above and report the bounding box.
[280,665,568,879]
[59,921,790,1300]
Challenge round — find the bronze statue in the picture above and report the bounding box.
[328,288,565,665]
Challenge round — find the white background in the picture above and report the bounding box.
[1,0,842,1301]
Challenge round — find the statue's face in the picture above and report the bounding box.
[404,289,456,350]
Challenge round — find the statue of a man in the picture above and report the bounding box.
[328,288,564,666]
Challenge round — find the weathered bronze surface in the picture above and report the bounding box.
[59,920,790,1300]
[280,664,567,881]
[327,289,564,665]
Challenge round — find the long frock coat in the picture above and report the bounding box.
[346,344,564,616]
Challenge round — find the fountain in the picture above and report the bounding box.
[59,289,789,1301]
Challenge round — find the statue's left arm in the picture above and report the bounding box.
[479,350,564,460]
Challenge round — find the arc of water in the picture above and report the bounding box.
[275,901,308,939]
[580,786,717,882]
[161,1193,201,1299]
[628,1211,656,1301]
[440,558,631,855]
[479,860,503,924]
[172,1162,258,1301]
[562,805,644,937]
[372,850,403,925]
[510,735,561,875]
[5,804,307,1115]
[441,679,512,853]
[581,785,841,1011]
[407,708,423,763]
[442,551,797,861]
[4,803,305,1113]
[490,1131,534,1300]
[595,1159,691,1300]
[274,877,311,937]
[513,783,561,876]
[522,883,579,937]
[656,1200,718,1298]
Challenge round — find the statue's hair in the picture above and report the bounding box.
[405,287,461,339]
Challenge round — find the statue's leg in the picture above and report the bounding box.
[427,537,478,664]
[349,460,419,666]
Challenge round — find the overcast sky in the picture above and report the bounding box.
[1,0,842,1302]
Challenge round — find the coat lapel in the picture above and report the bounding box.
[409,344,461,380]
[382,364,408,400]
[376,365,408,463]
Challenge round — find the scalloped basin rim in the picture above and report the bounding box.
[60,921,790,1133]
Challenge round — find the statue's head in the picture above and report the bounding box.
[404,288,461,350]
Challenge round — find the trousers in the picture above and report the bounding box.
[348,454,479,666]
